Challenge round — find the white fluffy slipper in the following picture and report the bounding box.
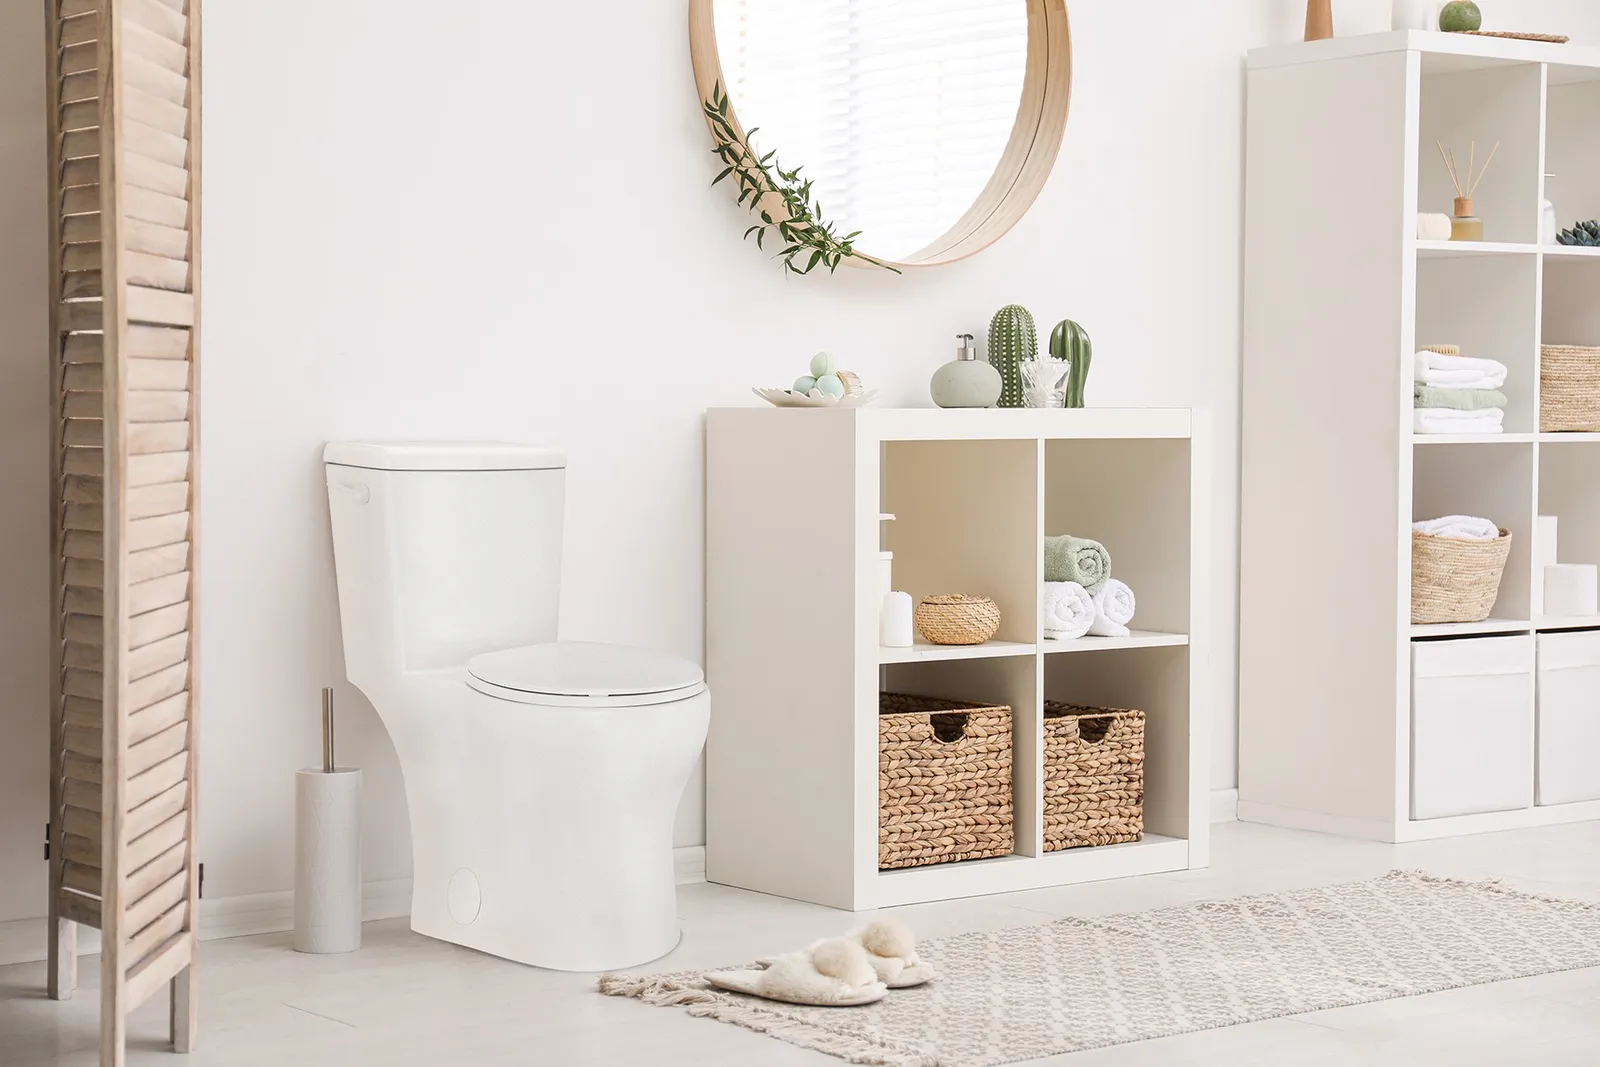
[755,919,935,990]
[706,937,888,1007]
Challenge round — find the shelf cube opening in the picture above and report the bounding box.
[1538,444,1600,625]
[1417,63,1542,245]
[1546,77,1600,237]
[1415,254,1538,433]
[1043,645,1190,845]
[882,655,1042,859]
[1412,441,1535,620]
[1042,438,1191,638]
[883,439,1039,645]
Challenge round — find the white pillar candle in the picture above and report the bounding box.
[881,592,914,648]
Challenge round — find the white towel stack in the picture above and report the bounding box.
[1413,350,1509,435]
[1413,515,1500,540]
[1044,579,1137,640]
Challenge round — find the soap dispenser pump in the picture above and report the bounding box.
[930,333,1003,408]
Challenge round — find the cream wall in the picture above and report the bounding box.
[4,0,1599,922]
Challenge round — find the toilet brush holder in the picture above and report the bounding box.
[294,688,363,954]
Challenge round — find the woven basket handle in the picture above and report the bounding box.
[1078,717,1113,744]
[929,713,970,744]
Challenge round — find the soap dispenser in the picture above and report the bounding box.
[930,333,1002,408]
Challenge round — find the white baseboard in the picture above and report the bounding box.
[1210,788,1239,823]
[0,848,709,968]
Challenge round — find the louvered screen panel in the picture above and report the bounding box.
[45,1,200,1063]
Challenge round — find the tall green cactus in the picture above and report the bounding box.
[987,305,1037,408]
[1050,319,1093,408]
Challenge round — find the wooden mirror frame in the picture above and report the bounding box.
[688,0,1072,270]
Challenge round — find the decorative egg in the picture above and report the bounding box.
[1438,1,1481,31]
[792,375,818,395]
[809,351,837,378]
[814,374,845,397]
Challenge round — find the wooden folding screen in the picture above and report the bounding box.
[44,0,201,1062]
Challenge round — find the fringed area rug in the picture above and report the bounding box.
[599,871,1600,1066]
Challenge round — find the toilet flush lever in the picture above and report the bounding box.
[337,481,371,504]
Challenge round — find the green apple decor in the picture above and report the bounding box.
[1439,1,1483,32]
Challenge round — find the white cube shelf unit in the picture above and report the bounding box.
[1241,32,1600,843]
[705,408,1211,910]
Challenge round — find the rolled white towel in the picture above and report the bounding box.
[1414,407,1504,435]
[1042,581,1094,640]
[1088,579,1136,638]
[1414,515,1500,541]
[1413,351,1508,390]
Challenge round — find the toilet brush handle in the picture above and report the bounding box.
[322,687,335,773]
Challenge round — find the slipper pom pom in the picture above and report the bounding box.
[857,918,916,962]
[809,937,877,989]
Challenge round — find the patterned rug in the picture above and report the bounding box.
[599,871,1600,1066]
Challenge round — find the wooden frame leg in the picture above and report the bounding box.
[170,963,196,1053]
[47,910,76,1001]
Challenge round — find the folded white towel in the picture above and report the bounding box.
[1414,407,1504,434]
[1088,579,1136,638]
[1414,515,1501,540]
[1414,351,1508,390]
[1043,581,1095,640]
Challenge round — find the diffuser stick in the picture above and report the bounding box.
[1470,142,1501,195]
[322,687,335,773]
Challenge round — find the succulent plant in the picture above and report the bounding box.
[1050,320,1093,408]
[987,305,1038,408]
[1557,220,1600,246]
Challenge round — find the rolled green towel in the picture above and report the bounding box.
[1044,534,1110,595]
[1414,384,1509,411]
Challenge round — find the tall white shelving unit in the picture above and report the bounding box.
[706,408,1210,910]
[1241,31,1600,842]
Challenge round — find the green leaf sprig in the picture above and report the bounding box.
[703,83,901,276]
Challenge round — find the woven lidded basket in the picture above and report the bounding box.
[1541,345,1600,432]
[879,693,1013,870]
[1043,703,1144,852]
[914,594,1001,645]
[1411,529,1512,624]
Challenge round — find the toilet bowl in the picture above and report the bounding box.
[324,441,709,971]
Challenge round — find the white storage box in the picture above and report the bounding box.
[1411,635,1535,820]
[1537,631,1600,807]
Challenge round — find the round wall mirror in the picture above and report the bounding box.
[689,0,1071,270]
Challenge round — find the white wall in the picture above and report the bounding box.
[5,0,1600,919]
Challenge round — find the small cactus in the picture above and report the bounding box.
[1050,319,1093,408]
[987,305,1038,408]
[1557,219,1600,246]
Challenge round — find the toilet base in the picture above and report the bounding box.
[377,675,711,972]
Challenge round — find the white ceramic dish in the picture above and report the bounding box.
[753,387,879,409]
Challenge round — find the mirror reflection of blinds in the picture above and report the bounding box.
[717,0,1028,261]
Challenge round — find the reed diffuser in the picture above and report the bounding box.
[1436,139,1500,242]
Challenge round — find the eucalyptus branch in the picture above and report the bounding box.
[703,83,901,276]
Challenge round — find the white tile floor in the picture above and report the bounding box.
[4,820,1600,1067]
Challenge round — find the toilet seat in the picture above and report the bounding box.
[465,641,706,708]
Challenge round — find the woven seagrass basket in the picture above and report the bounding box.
[1541,345,1600,433]
[1043,703,1145,852]
[879,693,1013,869]
[1411,529,1512,624]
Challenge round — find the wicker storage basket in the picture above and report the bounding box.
[879,693,1013,869]
[1541,345,1600,432]
[914,594,1001,645]
[1411,529,1513,624]
[1043,703,1145,851]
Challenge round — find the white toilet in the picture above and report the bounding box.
[323,441,710,972]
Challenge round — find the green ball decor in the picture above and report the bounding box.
[809,351,837,378]
[813,374,845,398]
[1439,1,1482,32]
[987,305,1038,408]
[793,375,818,394]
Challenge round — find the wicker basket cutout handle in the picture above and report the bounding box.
[1078,716,1114,744]
[930,713,970,744]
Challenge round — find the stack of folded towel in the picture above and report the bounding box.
[1042,535,1137,640]
[1414,348,1509,435]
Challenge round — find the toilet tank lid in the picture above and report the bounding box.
[323,441,566,471]
[468,641,705,700]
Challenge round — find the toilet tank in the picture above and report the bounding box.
[325,442,565,684]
